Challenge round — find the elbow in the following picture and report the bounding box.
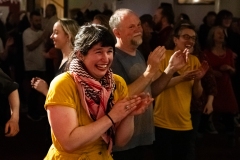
[115,137,131,147]
[114,132,133,147]
[61,144,77,153]
[59,139,80,153]
[193,89,203,99]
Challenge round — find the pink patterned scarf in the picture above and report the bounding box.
[69,58,115,153]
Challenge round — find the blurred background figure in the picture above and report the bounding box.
[138,14,154,62]
[204,25,238,147]
[151,3,174,49]
[198,11,217,50]
[176,13,191,25]
[92,14,111,30]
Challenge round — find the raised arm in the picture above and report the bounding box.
[0,37,14,61]
[127,46,166,96]
[24,31,47,51]
[151,49,189,97]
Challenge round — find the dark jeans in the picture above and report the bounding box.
[25,70,46,118]
[153,127,193,160]
[113,144,154,160]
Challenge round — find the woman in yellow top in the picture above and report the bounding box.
[152,20,209,160]
[44,24,153,160]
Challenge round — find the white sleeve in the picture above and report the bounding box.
[23,29,36,46]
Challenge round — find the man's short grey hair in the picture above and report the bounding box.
[109,8,135,29]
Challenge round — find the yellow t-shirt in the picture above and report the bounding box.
[44,72,128,160]
[154,50,201,131]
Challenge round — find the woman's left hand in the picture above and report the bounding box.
[194,61,209,80]
[129,92,154,116]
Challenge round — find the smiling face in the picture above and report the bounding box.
[116,12,143,48]
[50,21,69,50]
[80,43,114,80]
[174,28,196,52]
[213,26,225,43]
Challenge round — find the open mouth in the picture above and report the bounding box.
[96,64,108,70]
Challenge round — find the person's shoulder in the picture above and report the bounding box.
[23,27,31,34]
[51,72,74,87]
[113,74,128,98]
[113,74,127,88]
[113,74,125,83]
[115,47,124,55]
[165,50,174,55]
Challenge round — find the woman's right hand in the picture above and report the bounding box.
[108,92,154,123]
[108,94,146,123]
[181,69,202,81]
[146,46,166,74]
[31,77,49,96]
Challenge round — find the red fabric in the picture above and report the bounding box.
[204,49,238,114]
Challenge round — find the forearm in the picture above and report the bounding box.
[192,80,203,99]
[114,115,134,147]
[0,51,7,61]
[26,36,44,51]
[8,90,20,122]
[41,88,49,96]
[128,69,156,96]
[164,75,184,90]
[206,95,214,105]
[55,115,114,152]
[151,65,176,97]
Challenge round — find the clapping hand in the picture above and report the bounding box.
[108,92,153,124]
[194,61,209,80]
[129,92,153,116]
[181,61,209,81]
[168,48,189,72]
[146,46,166,74]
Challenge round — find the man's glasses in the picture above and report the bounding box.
[179,34,196,41]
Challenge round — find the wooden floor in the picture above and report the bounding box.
[0,112,240,160]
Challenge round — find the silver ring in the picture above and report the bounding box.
[125,105,129,110]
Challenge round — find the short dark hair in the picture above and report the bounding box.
[47,4,57,15]
[140,14,154,28]
[166,20,196,50]
[158,3,175,24]
[66,24,116,70]
[203,11,216,24]
[168,20,201,57]
[73,24,115,56]
[30,10,41,19]
[215,10,233,26]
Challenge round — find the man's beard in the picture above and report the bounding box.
[153,20,162,31]
[131,36,143,47]
[33,24,42,30]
